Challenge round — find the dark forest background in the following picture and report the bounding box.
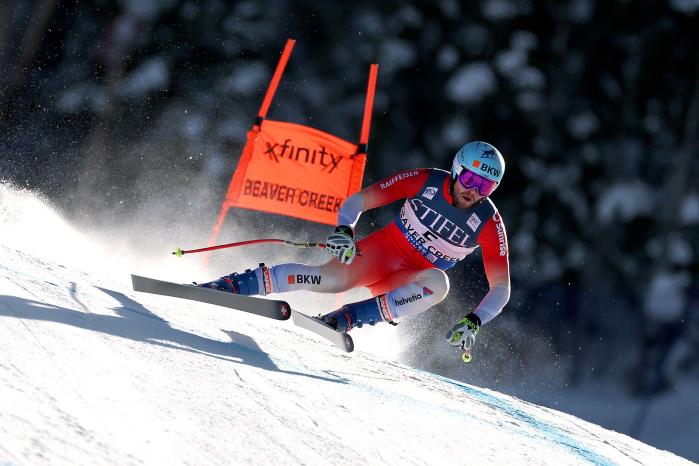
[1,0,698,458]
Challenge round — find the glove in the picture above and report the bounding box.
[446,312,481,351]
[325,225,357,265]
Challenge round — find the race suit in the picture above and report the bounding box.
[257,168,510,325]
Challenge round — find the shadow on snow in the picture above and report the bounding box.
[0,287,347,385]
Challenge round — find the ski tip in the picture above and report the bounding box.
[279,303,292,321]
[173,248,184,257]
[343,334,354,353]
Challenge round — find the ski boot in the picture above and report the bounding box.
[446,313,481,363]
[197,266,263,295]
[321,297,389,333]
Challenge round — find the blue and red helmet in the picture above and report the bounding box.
[450,141,505,196]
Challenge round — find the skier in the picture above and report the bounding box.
[199,141,510,356]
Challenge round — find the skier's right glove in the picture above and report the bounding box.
[325,225,357,265]
[446,312,481,351]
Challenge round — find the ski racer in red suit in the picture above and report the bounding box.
[199,141,511,356]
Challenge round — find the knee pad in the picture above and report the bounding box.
[386,269,449,320]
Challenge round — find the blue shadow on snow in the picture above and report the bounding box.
[435,375,616,466]
[0,287,346,385]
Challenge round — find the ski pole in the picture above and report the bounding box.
[172,239,326,257]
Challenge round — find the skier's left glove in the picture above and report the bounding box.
[446,312,481,351]
[325,225,357,265]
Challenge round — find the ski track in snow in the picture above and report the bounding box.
[0,188,695,466]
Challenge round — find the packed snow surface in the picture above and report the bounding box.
[0,185,693,465]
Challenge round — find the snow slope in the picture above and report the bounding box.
[0,185,693,466]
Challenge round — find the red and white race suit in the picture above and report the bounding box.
[259,168,510,324]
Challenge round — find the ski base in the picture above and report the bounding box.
[291,311,354,353]
[131,275,291,320]
[131,275,354,351]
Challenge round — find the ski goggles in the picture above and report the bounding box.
[456,169,498,197]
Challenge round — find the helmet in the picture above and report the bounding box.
[451,141,505,192]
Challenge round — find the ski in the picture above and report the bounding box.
[130,275,291,320]
[291,310,354,353]
[131,275,354,351]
